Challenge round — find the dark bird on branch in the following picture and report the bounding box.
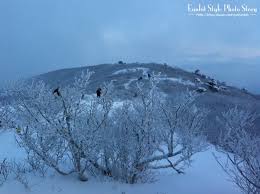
[53,87,61,96]
[138,76,143,81]
[96,88,102,98]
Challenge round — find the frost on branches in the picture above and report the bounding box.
[0,100,11,131]
[215,107,260,194]
[4,71,208,183]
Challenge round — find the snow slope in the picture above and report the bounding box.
[0,130,241,194]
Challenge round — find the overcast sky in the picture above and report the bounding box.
[0,0,259,93]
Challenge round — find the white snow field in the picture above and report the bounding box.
[0,130,241,194]
[113,68,149,76]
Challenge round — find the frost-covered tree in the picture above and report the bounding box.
[0,100,12,131]
[0,99,6,130]
[6,71,208,183]
[9,71,115,181]
[155,90,208,172]
[100,77,162,183]
[215,107,260,194]
[97,76,208,183]
[0,106,4,130]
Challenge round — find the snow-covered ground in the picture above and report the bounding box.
[124,78,136,89]
[158,77,195,86]
[0,130,241,194]
[113,68,149,76]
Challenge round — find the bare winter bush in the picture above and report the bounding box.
[0,103,10,131]
[215,107,260,194]
[6,71,208,183]
[103,79,208,183]
[0,159,32,189]
[0,84,18,131]
[12,161,31,189]
[9,70,112,181]
[0,159,10,185]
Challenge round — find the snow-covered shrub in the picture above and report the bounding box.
[156,90,208,172]
[195,77,201,83]
[242,88,248,93]
[0,158,39,188]
[0,159,10,185]
[100,78,162,183]
[215,107,260,194]
[196,87,207,93]
[98,77,208,183]
[118,61,125,65]
[6,71,208,183]
[10,70,112,181]
[12,161,31,189]
[0,82,23,131]
[194,69,200,75]
[0,104,9,130]
[0,159,32,188]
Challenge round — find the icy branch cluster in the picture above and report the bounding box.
[216,107,260,194]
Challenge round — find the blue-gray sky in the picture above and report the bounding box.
[0,0,260,93]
